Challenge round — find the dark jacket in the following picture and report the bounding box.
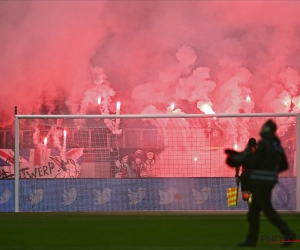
[244,134,288,185]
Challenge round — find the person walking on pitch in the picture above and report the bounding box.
[225,119,296,247]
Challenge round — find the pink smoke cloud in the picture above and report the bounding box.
[1,0,300,123]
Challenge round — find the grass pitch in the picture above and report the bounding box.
[0,212,299,250]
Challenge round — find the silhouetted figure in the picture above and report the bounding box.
[225,120,296,247]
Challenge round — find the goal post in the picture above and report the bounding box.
[11,113,299,212]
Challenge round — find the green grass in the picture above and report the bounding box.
[0,212,299,250]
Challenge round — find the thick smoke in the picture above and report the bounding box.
[1,1,300,123]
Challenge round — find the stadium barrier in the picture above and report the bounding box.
[0,178,295,212]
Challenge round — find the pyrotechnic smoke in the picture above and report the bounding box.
[52,129,62,151]
[1,1,300,119]
[3,1,300,178]
[61,130,67,161]
[78,67,116,115]
[33,124,40,147]
[33,124,46,165]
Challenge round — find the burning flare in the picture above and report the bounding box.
[197,101,215,114]
[170,103,175,111]
[116,101,121,114]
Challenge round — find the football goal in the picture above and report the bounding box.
[7,113,300,212]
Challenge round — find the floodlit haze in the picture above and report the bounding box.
[1,0,300,122]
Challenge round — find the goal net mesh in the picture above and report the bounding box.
[9,115,297,211]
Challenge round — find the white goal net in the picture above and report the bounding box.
[5,113,300,212]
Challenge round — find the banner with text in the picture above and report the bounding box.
[0,148,83,179]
